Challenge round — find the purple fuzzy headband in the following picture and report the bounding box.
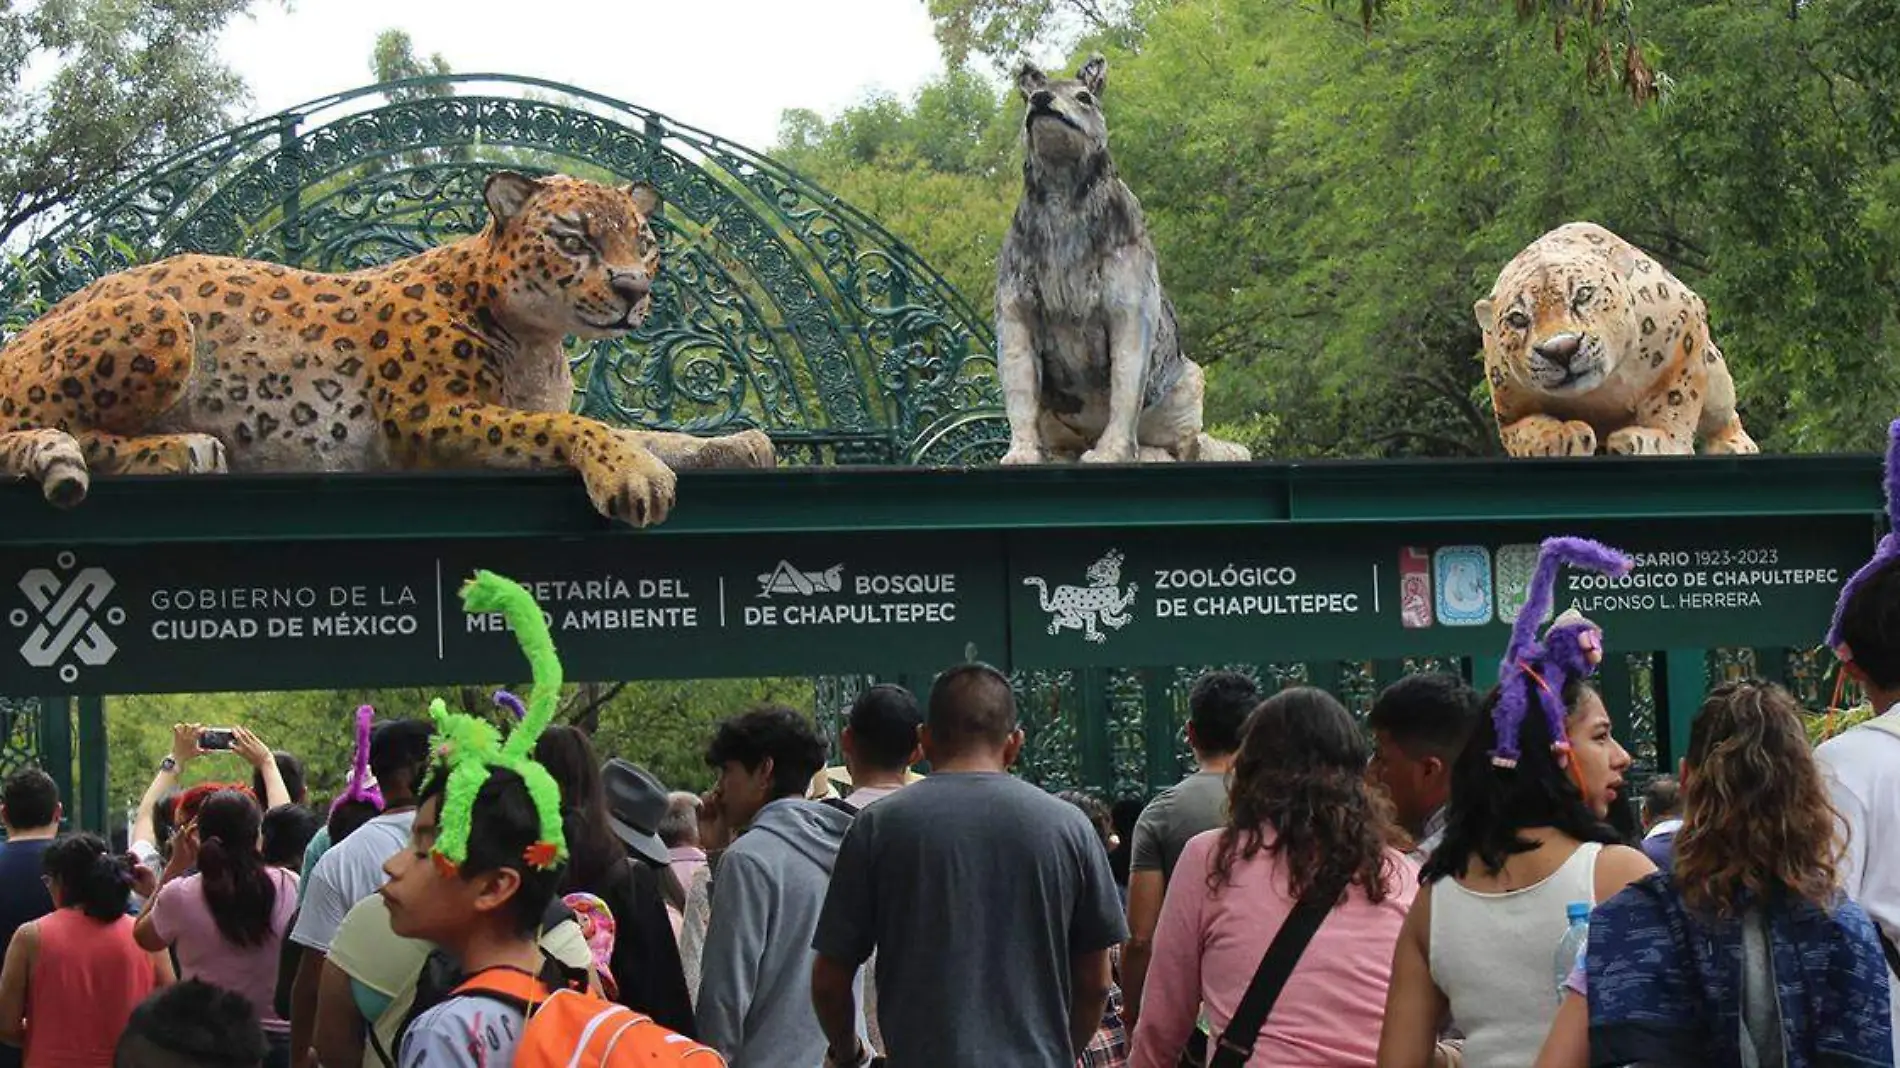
[1491,537,1634,768]
[328,705,385,816]
[1825,419,1900,658]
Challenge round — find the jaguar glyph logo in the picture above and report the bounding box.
[1023,550,1139,644]
[12,552,122,683]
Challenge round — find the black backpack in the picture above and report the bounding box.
[366,897,587,1068]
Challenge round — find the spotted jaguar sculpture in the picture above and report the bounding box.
[0,171,775,526]
[1475,221,1757,457]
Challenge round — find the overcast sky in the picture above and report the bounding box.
[217,0,948,150]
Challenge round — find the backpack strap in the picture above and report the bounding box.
[453,966,552,1013]
[819,797,859,817]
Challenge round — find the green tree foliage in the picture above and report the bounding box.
[105,676,815,818]
[0,0,272,246]
[371,28,451,93]
[819,0,1900,455]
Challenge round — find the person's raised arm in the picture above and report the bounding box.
[132,723,203,853]
[1377,885,1452,1068]
[233,726,291,810]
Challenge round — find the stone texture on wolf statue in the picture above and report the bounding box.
[995,56,1250,465]
[0,171,773,526]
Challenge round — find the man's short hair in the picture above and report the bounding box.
[368,719,434,786]
[1366,672,1481,762]
[926,663,1018,751]
[658,791,701,849]
[1,767,59,829]
[704,706,829,802]
[260,803,321,869]
[848,684,923,771]
[1187,671,1259,756]
[251,751,307,807]
[1642,775,1681,823]
[1840,558,1900,691]
[115,978,268,1067]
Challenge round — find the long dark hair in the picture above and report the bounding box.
[195,790,278,947]
[534,725,624,892]
[1675,680,1843,916]
[1210,687,1399,904]
[1422,679,1621,882]
[43,832,135,921]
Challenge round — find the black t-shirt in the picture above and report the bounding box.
[0,839,53,1068]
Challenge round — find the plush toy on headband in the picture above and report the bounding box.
[493,690,526,721]
[1826,418,1900,661]
[426,570,569,873]
[1492,537,1634,770]
[328,705,385,819]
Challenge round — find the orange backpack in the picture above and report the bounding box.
[453,968,726,1067]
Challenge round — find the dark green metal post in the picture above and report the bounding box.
[76,696,107,834]
[35,697,72,829]
[1658,649,1707,769]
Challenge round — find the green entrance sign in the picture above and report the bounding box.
[1007,517,1867,667]
[0,506,1869,695]
[0,534,1009,694]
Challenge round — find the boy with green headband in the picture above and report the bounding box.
[380,761,565,1066]
[374,570,719,1067]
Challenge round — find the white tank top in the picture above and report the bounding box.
[1429,841,1603,1068]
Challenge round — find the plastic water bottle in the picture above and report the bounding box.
[1554,901,1591,1000]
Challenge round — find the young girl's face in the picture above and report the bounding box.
[1565,689,1631,818]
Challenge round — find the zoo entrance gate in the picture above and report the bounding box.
[0,454,1882,833]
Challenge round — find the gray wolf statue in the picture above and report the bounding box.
[1476,221,1756,457]
[994,55,1250,465]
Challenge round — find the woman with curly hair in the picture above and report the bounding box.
[1533,680,1893,1068]
[1129,687,1417,1067]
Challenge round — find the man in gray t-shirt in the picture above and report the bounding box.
[1123,670,1258,1029]
[811,664,1127,1068]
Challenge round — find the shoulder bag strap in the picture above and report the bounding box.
[1206,882,1337,1068]
[1877,927,1900,979]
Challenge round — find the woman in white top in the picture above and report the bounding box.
[1377,671,1654,1068]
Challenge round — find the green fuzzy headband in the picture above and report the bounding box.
[427,569,568,871]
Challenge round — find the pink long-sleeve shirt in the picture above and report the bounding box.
[1128,828,1418,1068]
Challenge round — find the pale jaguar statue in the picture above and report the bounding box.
[1476,221,1757,457]
[0,171,775,526]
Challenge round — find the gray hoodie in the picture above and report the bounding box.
[696,796,864,1067]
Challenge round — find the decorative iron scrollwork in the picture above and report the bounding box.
[0,75,1003,463]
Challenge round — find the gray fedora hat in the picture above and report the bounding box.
[600,758,670,867]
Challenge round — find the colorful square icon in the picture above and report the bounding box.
[1399,548,1433,629]
[1434,546,1493,626]
[1494,543,1546,625]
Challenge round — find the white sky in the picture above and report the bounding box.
[217,0,948,150]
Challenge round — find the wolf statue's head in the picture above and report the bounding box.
[1016,55,1110,172]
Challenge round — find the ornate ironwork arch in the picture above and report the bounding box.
[0,74,1008,466]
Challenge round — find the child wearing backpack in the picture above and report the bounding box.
[376,569,721,1068]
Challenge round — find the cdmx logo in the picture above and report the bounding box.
[11,552,122,684]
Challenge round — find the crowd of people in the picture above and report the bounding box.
[0,538,1889,1066]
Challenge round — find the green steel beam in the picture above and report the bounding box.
[0,454,1881,547]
